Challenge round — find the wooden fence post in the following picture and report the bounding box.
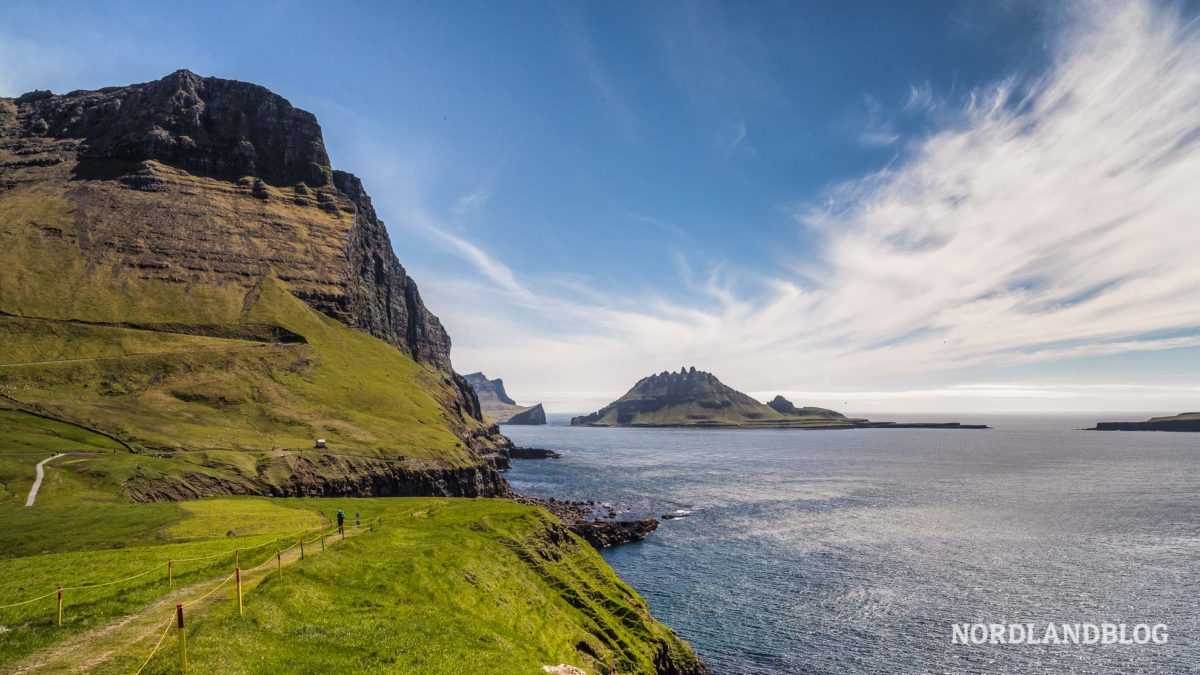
[168,559,173,589]
[276,550,282,580]
[56,586,62,626]
[236,568,243,617]
[176,604,187,672]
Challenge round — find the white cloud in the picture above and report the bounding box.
[426,1,1200,413]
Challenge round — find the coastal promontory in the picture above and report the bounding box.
[1090,412,1200,431]
[464,372,547,424]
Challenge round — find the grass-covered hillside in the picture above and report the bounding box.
[0,167,507,498]
[0,496,703,674]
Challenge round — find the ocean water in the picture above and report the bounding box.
[502,415,1200,674]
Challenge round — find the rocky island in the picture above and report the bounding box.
[1089,412,1200,431]
[465,371,547,424]
[572,367,987,429]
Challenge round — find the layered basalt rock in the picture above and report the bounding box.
[9,70,461,379]
[123,454,512,503]
[20,69,330,187]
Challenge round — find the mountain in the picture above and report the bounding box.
[1090,412,1200,431]
[571,367,808,427]
[0,71,705,675]
[464,372,546,424]
[0,70,514,497]
[572,368,987,429]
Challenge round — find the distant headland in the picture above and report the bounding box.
[1089,412,1200,432]
[464,372,546,425]
[570,367,987,429]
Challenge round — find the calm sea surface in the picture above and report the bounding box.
[502,414,1200,674]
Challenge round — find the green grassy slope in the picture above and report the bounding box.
[0,280,468,462]
[159,499,699,675]
[0,497,702,674]
[0,177,489,500]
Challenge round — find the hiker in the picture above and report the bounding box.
[337,509,345,533]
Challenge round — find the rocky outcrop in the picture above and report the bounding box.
[21,69,330,187]
[464,371,546,424]
[571,519,660,548]
[509,446,561,459]
[767,395,846,419]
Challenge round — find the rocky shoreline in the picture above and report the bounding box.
[508,447,664,549]
[513,494,662,549]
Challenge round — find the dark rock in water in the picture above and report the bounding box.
[661,512,690,520]
[514,496,658,548]
[1090,413,1200,432]
[570,518,660,549]
[509,446,561,459]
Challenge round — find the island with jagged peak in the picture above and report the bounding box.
[571,367,987,429]
[464,372,547,424]
[1089,412,1200,431]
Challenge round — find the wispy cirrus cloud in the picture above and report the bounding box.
[419,0,1200,412]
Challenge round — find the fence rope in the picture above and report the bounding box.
[131,515,381,672]
[134,614,175,675]
[0,588,59,610]
[182,572,236,609]
[61,562,168,591]
[0,518,344,609]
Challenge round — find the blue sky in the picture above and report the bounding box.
[3,0,1199,413]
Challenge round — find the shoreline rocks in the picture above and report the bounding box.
[515,495,660,549]
[509,446,562,459]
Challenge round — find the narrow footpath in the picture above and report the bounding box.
[24,453,60,507]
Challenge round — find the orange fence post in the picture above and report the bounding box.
[235,568,243,617]
[56,586,62,626]
[176,604,188,672]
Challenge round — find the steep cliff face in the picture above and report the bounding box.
[0,70,512,493]
[13,69,463,381]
